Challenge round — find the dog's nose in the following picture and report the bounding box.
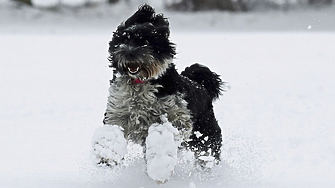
[125,52,135,59]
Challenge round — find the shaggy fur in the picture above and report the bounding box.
[103,4,223,165]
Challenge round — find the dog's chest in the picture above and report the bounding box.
[104,77,175,143]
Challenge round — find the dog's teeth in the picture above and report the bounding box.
[128,67,140,74]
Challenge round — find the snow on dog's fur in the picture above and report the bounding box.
[92,4,224,183]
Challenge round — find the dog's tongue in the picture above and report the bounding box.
[132,78,145,84]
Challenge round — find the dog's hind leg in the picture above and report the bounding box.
[188,110,222,169]
[145,115,181,184]
[91,125,127,167]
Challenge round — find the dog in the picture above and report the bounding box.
[91,4,224,183]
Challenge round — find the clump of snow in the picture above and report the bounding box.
[198,156,215,169]
[91,125,127,167]
[194,131,203,138]
[145,114,181,184]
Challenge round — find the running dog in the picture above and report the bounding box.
[92,4,224,183]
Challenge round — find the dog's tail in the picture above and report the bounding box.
[181,63,224,101]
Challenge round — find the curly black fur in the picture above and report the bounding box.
[151,64,223,161]
[109,5,176,67]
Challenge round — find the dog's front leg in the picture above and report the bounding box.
[91,125,127,167]
[145,115,181,184]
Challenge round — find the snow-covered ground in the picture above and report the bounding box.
[1,1,335,188]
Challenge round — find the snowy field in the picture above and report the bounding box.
[1,2,335,188]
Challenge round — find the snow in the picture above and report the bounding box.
[91,125,127,166]
[146,115,181,183]
[1,2,335,188]
[194,131,203,138]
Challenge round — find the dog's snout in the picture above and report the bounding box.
[118,44,138,59]
[125,51,136,59]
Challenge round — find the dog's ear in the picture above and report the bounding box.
[125,4,156,26]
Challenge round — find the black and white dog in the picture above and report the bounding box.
[91,4,224,183]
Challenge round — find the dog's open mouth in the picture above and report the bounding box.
[126,63,146,84]
[127,63,141,75]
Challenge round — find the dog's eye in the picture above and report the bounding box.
[137,39,149,47]
[141,40,149,47]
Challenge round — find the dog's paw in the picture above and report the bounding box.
[198,155,216,170]
[91,125,127,167]
[145,115,181,183]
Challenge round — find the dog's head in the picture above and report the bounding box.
[108,4,176,83]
